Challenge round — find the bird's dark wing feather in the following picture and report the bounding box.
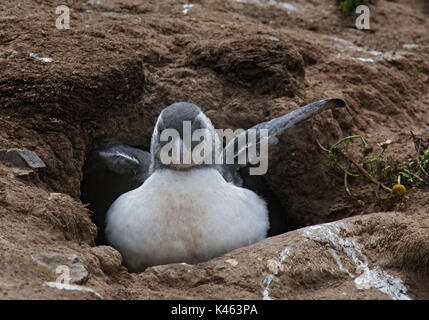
[251,98,344,140]
[81,143,151,243]
[219,98,345,237]
[221,98,345,182]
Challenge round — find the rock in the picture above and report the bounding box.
[267,36,280,42]
[90,246,123,275]
[0,149,46,169]
[48,193,64,200]
[12,168,33,176]
[43,282,103,300]
[225,259,239,267]
[31,253,88,284]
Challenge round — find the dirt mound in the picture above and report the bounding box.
[189,36,305,96]
[135,210,429,300]
[0,0,428,299]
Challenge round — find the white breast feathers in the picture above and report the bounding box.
[105,167,269,272]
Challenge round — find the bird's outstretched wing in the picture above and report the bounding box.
[219,98,345,236]
[221,98,345,181]
[81,143,151,243]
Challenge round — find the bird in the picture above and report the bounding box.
[81,99,345,272]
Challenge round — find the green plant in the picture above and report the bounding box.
[327,135,392,194]
[321,134,429,199]
[340,0,369,13]
[417,147,429,176]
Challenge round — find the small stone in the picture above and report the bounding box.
[48,193,63,200]
[225,258,238,267]
[0,149,46,169]
[31,253,89,284]
[90,246,123,275]
[268,36,280,42]
[44,282,103,299]
[267,259,281,274]
[402,44,418,50]
[29,52,53,63]
[383,51,404,62]
[12,168,33,176]
[49,117,62,123]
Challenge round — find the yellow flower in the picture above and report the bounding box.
[380,140,392,150]
[392,184,406,197]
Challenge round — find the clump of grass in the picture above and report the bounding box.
[340,0,369,13]
[318,133,429,200]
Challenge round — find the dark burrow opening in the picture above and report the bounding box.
[80,144,293,247]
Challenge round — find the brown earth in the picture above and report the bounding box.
[0,0,428,299]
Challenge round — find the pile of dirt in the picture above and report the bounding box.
[189,36,306,96]
[0,0,428,299]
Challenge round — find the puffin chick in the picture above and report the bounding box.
[102,99,345,272]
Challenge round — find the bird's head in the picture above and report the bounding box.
[150,102,221,171]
